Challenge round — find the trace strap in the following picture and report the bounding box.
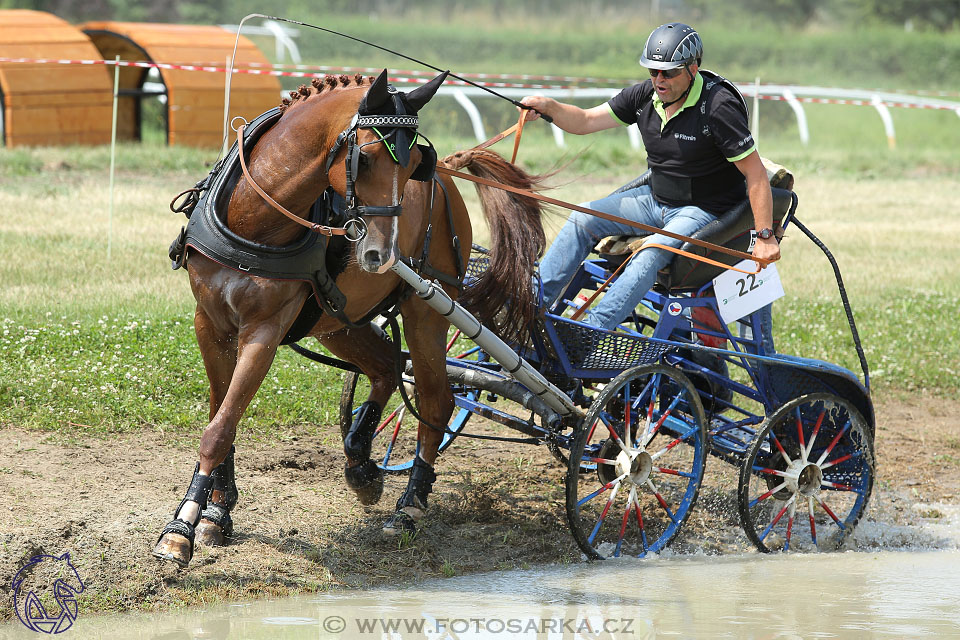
[237,124,358,238]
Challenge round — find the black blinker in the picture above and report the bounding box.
[410,144,436,182]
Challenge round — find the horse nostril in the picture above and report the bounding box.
[363,250,382,268]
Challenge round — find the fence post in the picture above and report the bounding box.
[452,89,487,143]
[871,96,896,149]
[780,89,809,146]
[751,77,760,142]
[108,55,119,261]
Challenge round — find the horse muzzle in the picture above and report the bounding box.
[359,243,398,274]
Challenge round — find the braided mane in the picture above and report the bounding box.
[278,73,373,115]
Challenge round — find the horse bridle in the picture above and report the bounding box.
[325,92,433,240]
[238,95,433,243]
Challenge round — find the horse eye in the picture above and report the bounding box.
[358,151,372,168]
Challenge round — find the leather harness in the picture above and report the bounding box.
[168,99,463,342]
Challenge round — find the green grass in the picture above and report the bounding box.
[265,16,960,92]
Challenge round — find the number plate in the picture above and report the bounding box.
[712,259,785,324]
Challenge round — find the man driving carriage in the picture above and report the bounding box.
[521,22,780,329]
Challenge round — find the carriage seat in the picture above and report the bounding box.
[596,160,796,292]
[656,187,795,291]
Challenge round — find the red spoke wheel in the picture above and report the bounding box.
[565,363,708,559]
[738,392,874,552]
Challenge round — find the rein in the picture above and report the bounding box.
[237,124,365,240]
[435,163,769,274]
[445,105,770,274]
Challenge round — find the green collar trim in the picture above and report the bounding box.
[652,72,703,132]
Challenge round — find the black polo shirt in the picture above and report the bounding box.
[607,72,756,214]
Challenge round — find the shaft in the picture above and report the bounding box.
[391,261,580,418]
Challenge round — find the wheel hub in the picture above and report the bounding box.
[617,449,653,486]
[785,460,823,497]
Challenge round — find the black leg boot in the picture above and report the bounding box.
[382,456,437,536]
[152,464,214,567]
[197,446,238,545]
[344,401,384,505]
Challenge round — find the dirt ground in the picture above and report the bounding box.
[1,393,958,620]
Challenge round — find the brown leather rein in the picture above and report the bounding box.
[436,164,768,273]
[437,112,769,276]
[236,124,360,239]
[236,114,767,276]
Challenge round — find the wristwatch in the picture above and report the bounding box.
[756,228,775,240]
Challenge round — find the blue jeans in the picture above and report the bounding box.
[539,185,717,329]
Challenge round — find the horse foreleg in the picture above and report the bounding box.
[188,309,240,548]
[153,322,288,568]
[317,323,397,505]
[382,302,453,536]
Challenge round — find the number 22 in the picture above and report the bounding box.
[735,274,761,297]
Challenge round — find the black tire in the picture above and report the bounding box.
[565,363,708,559]
[738,392,875,552]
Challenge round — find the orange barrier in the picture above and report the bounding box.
[0,10,113,147]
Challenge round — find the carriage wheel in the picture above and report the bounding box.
[565,363,708,559]
[738,392,874,553]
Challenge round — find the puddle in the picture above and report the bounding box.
[4,548,958,639]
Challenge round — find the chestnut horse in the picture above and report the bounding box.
[152,70,546,568]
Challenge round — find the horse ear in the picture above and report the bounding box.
[359,69,391,115]
[404,71,449,113]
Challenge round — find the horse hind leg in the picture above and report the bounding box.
[343,400,385,505]
[317,323,398,505]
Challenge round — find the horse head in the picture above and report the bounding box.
[328,69,447,274]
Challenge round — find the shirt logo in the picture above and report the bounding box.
[674,133,697,141]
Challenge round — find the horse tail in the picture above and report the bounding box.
[440,148,547,343]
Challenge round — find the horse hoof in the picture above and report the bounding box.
[195,519,226,547]
[196,504,233,547]
[344,460,384,506]
[152,533,192,568]
[381,508,421,537]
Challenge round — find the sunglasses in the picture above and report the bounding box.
[648,67,686,79]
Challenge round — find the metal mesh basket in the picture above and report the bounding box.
[466,253,490,283]
[549,316,673,372]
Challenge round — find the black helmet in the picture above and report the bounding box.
[639,23,703,70]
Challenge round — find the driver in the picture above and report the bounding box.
[521,22,780,329]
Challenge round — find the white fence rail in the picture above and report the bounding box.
[414,83,960,150]
[2,55,957,149]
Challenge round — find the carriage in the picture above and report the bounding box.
[331,172,875,559]
[155,69,874,567]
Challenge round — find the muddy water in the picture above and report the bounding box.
[5,550,958,639]
[4,502,959,640]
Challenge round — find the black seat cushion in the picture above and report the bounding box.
[660,187,795,290]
